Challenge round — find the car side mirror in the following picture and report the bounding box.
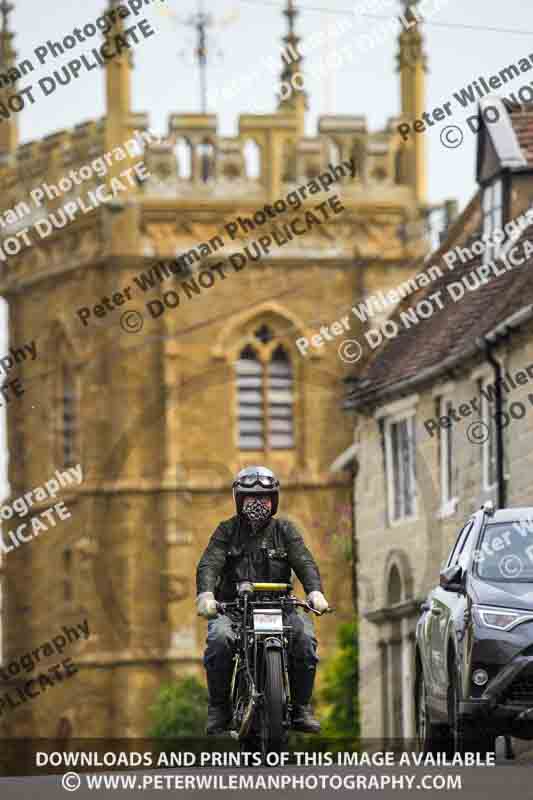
[440,564,464,593]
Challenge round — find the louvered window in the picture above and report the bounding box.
[268,346,294,449]
[236,345,264,450]
[235,327,294,452]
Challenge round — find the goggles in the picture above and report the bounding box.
[235,473,278,489]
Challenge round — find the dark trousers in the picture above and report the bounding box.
[203,608,319,706]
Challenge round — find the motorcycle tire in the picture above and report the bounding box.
[263,648,287,754]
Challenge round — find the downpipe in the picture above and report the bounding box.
[485,343,506,509]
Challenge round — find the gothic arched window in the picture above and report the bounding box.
[235,327,295,452]
[387,563,403,606]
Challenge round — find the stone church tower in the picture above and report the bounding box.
[0,0,428,737]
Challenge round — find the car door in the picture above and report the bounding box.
[428,520,475,712]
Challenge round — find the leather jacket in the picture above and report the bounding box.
[196,515,323,602]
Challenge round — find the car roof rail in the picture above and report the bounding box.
[480,500,495,517]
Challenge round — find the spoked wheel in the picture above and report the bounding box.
[231,669,263,760]
[233,670,254,739]
[261,648,288,759]
[416,670,452,755]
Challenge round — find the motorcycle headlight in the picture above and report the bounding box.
[474,605,533,631]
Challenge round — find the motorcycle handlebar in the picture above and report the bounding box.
[215,598,335,616]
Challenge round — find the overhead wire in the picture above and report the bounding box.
[239,0,533,36]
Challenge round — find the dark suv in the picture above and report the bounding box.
[415,502,533,754]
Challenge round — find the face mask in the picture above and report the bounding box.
[241,496,272,533]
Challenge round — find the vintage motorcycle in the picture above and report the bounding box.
[215,580,334,759]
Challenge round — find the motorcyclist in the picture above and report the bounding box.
[196,466,330,736]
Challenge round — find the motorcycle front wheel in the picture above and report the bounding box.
[262,647,287,757]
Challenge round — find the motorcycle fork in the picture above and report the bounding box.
[230,653,240,700]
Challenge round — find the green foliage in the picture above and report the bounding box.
[330,504,353,563]
[319,620,359,741]
[147,676,208,738]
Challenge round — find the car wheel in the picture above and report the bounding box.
[416,670,452,755]
[448,666,495,756]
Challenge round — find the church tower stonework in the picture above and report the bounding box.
[0,1,429,737]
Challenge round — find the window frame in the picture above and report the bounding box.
[481,178,503,264]
[56,364,80,470]
[384,410,417,526]
[235,329,296,454]
[480,377,498,492]
[235,344,265,451]
[446,520,474,569]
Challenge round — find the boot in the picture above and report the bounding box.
[292,704,321,734]
[205,667,232,736]
[290,664,321,734]
[206,703,232,736]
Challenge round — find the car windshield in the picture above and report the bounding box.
[474,520,533,581]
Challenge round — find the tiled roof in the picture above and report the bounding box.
[345,104,533,411]
[509,104,533,167]
[346,219,533,409]
[346,101,533,407]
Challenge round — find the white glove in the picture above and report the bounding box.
[307,590,329,613]
[196,591,218,619]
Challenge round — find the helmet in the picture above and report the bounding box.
[232,466,280,515]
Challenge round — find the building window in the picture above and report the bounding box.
[387,563,402,605]
[480,378,498,491]
[267,346,294,449]
[62,368,77,468]
[63,547,72,604]
[385,415,416,524]
[481,178,503,263]
[236,345,264,450]
[439,397,457,515]
[235,327,294,452]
